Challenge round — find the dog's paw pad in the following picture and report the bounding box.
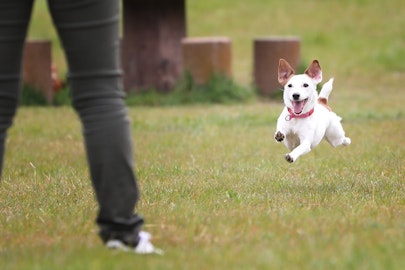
[275,131,285,142]
[285,154,294,163]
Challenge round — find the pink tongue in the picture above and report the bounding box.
[293,101,305,114]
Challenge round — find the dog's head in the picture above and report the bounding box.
[278,59,322,115]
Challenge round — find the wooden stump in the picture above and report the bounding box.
[122,0,186,92]
[254,37,300,95]
[181,37,232,85]
[22,40,53,103]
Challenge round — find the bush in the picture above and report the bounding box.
[20,84,71,106]
[21,73,257,107]
[20,84,49,106]
[125,72,257,106]
[53,87,71,106]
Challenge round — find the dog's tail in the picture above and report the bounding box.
[318,78,334,111]
[319,78,334,99]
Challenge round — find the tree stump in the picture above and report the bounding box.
[22,40,53,103]
[254,37,300,95]
[181,37,232,85]
[122,0,186,92]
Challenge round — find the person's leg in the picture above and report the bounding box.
[0,0,34,176]
[48,0,144,246]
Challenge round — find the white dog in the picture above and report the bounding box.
[274,59,351,163]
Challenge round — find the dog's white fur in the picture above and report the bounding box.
[274,59,351,163]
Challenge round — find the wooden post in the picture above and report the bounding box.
[22,40,53,103]
[181,37,232,85]
[122,0,186,92]
[254,37,300,95]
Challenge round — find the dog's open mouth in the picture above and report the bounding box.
[291,98,308,114]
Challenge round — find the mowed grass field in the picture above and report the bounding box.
[1,0,405,269]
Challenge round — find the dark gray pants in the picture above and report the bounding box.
[0,0,144,246]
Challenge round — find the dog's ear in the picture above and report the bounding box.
[278,59,295,86]
[305,60,322,84]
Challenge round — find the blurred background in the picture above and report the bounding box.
[25,0,404,110]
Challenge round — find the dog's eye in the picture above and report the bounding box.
[287,84,292,88]
[303,83,309,88]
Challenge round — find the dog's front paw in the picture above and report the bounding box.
[285,154,294,163]
[275,131,285,142]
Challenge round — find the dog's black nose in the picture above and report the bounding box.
[292,93,300,100]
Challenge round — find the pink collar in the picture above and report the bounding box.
[286,107,315,121]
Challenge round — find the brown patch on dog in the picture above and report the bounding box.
[318,97,332,111]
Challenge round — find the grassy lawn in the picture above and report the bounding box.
[1,103,403,269]
[1,0,404,269]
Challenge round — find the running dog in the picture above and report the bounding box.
[274,59,351,163]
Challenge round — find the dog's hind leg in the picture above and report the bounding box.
[327,136,351,147]
[325,115,351,147]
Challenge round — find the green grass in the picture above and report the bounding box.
[1,0,404,269]
[0,104,404,269]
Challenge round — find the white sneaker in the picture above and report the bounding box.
[106,231,164,255]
